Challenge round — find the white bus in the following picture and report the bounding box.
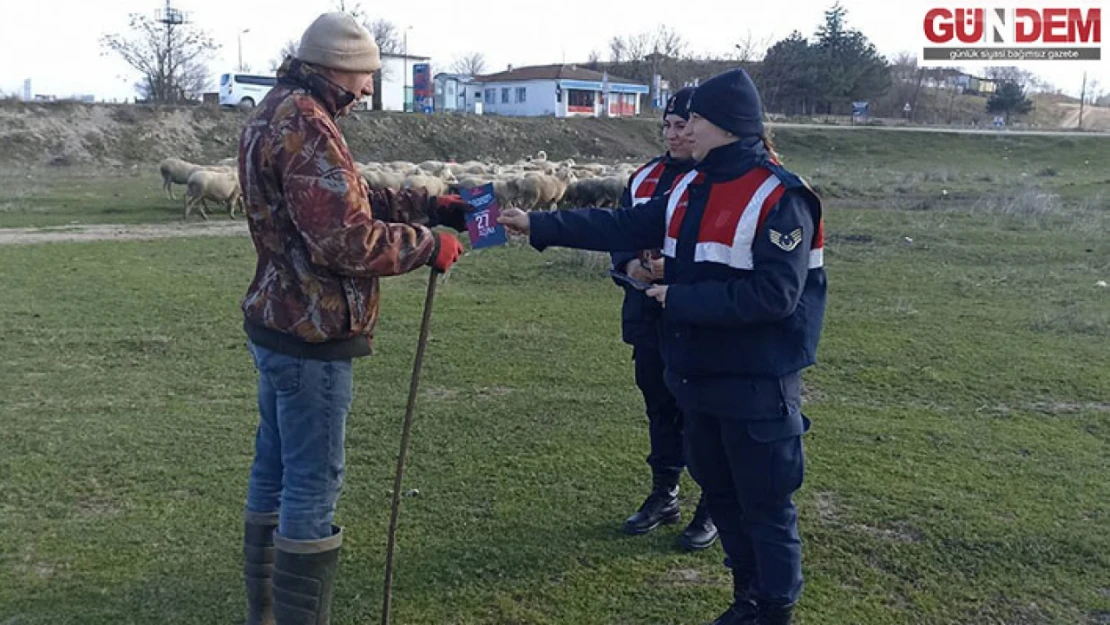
[219,73,278,109]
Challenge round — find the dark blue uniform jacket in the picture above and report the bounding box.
[610,154,696,345]
[530,139,827,440]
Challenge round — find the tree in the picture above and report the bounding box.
[811,2,890,114]
[269,39,299,72]
[890,52,917,80]
[733,30,771,63]
[987,80,1034,123]
[606,26,687,83]
[451,52,487,76]
[367,18,402,54]
[100,13,218,103]
[757,3,890,117]
[760,32,821,115]
[586,49,602,69]
[609,31,650,66]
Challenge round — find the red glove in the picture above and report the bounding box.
[433,195,469,233]
[430,233,464,273]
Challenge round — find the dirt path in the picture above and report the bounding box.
[0,220,249,246]
[1055,103,1110,131]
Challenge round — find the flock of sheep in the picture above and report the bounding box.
[159,150,640,220]
[358,151,636,210]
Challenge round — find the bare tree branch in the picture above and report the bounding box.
[333,0,365,21]
[270,39,299,72]
[100,13,218,103]
[732,30,773,62]
[451,52,487,76]
[367,18,402,55]
[650,25,685,59]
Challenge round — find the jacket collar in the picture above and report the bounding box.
[276,57,356,118]
[696,136,770,181]
[662,152,696,173]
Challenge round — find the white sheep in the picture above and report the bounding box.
[363,168,404,192]
[388,161,416,173]
[524,168,578,209]
[159,157,202,200]
[403,174,452,197]
[184,170,243,220]
[416,160,454,177]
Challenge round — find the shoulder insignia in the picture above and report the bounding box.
[769,228,803,252]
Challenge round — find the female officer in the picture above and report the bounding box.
[498,68,826,625]
[612,86,717,551]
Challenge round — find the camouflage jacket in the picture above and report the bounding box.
[239,58,440,360]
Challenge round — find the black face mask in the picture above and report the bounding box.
[332,89,357,113]
[283,59,360,115]
[309,72,358,114]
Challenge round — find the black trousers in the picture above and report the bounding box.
[632,342,686,472]
[684,409,805,605]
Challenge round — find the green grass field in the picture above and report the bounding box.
[1,128,1108,624]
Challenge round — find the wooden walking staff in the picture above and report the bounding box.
[381,267,440,625]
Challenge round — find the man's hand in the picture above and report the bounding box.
[433,195,469,233]
[624,259,653,284]
[645,285,668,307]
[497,208,530,235]
[648,257,665,282]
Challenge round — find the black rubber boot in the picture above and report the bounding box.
[272,526,342,625]
[622,468,681,535]
[753,601,795,625]
[678,493,719,551]
[244,511,279,625]
[705,571,757,625]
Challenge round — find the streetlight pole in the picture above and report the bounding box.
[238,28,250,72]
[403,26,412,112]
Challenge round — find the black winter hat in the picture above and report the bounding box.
[688,68,765,138]
[663,86,694,120]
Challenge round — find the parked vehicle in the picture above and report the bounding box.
[219,73,277,109]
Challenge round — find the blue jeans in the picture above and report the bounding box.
[245,341,354,540]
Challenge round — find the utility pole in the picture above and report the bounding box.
[403,26,412,112]
[1078,71,1087,130]
[238,29,250,72]
[155,0,187,102]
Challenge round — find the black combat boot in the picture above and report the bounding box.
[752,601,795,625]
[678,493,719,551]
[244,512,279,625]
[622,468,681,535]
[272,526,342,625]
[706,573,757,625]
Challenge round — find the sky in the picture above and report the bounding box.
[1,0,1106,102]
